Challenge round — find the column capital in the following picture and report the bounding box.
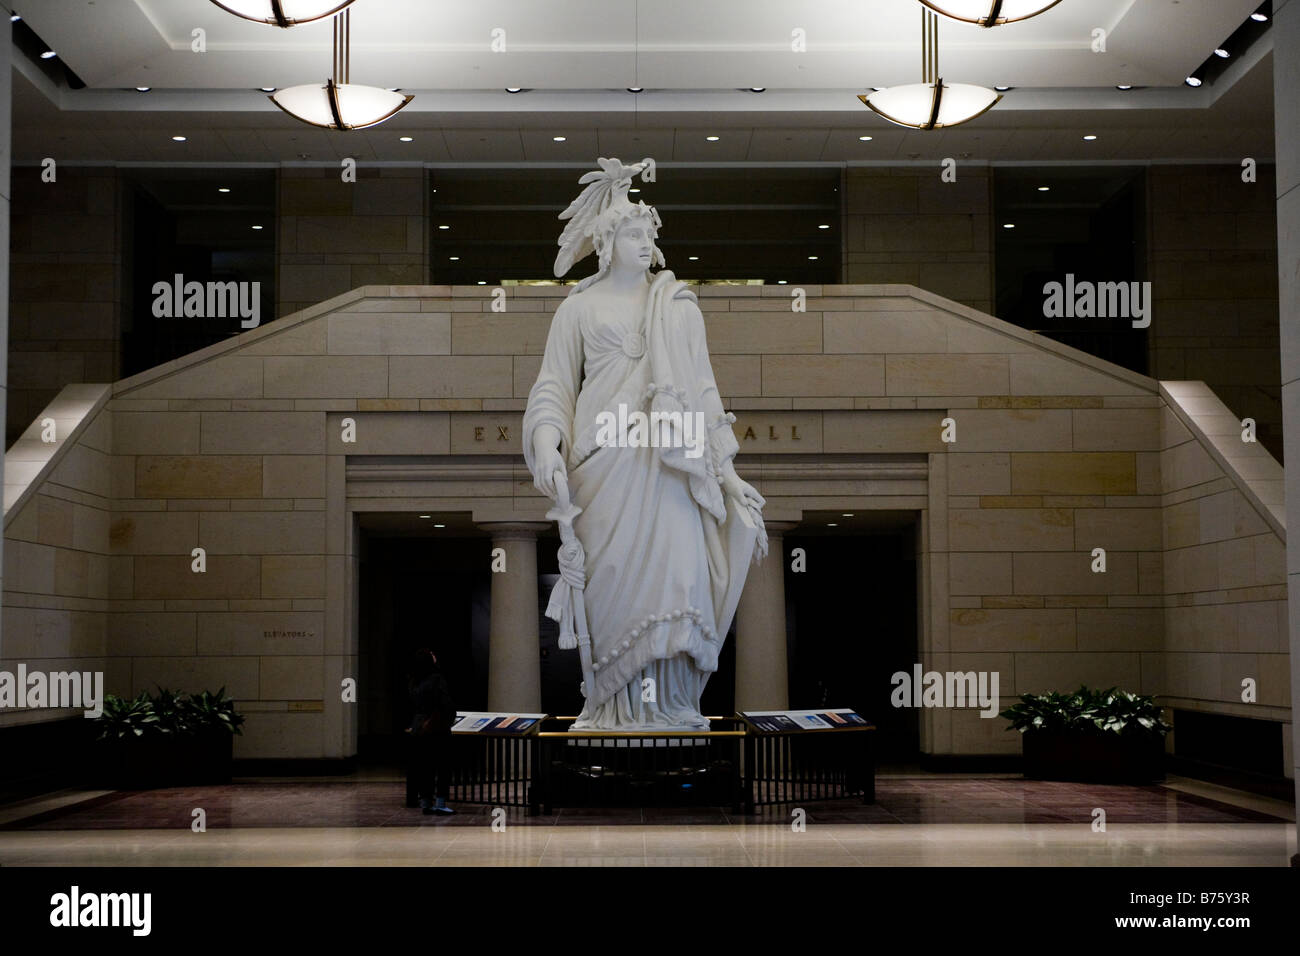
[476,521,552,541]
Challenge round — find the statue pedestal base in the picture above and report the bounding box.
[535,720,744,813]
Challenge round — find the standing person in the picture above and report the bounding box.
[408,648,456,816]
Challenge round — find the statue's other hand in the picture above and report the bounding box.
[534,445,566,499]
[723,471,765,512]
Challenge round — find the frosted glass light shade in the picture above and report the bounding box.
[210,0,356,27]
[918,0,1064,27]
[859,81,1001,130]
[270,81,414,130]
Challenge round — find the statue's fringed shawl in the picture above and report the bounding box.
[522,271,766,724]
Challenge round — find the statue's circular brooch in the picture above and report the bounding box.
[622,332,646,359]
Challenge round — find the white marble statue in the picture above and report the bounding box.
[524,157,769,731]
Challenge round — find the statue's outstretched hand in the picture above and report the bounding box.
[534,445,566,500]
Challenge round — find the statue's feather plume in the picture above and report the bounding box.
[554,157,656,278]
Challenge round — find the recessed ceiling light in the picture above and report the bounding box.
[1214,48,1230,58]
[1116,85,1133,91]
[777,280,788,284]
[688,255,699,261]
[827,523,838,527]
[1003,223,1016,229]
[438,224,450,230]
[553,135,566,142]
[627,87,643,92]
[477,281,486,285]
[1037,186,1050,192]
[172,135,187,142]
[419,514,431,519]
[749,87,766,92]
[399,136,413,142]
[505,87,523,93]
[841,513,854,517]
[259,87,276,92]
[858,135,873,142]
[1251,12,1268,21]
[1185,76,1203,87]
[135,86,152,92]
[808,255,818,260]
[1083,134,1098,140]
[818,224,830,230]
[629,187,640,193]
[449,256,460,261]
[10,14,20,22]
[252,225,264,230]
[40,50,56,60]
[218,187,231,193]
[705,135,720,141]
[433,523,446,528]
[994,85,1012,91]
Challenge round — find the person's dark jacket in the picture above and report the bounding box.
[409,670,456,738]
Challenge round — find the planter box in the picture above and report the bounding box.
[95,732,234,790]
[1021,729,1165,784]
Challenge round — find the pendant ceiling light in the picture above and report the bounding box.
[210,0,356,28]
[858,9,1000,130]
[917,0,1064,28]
[269,9,413,130]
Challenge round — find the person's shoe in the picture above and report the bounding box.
[432,805,455,815]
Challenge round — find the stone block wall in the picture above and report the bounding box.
[1,385,112,728]
[0,283,1289,770]
[7,167,121,446]
[1148,164,1282,460]
[842,167,994,315]
[277,166,428,318]
[1157,381,1291,771]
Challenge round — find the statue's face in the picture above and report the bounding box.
[610,217,653,272]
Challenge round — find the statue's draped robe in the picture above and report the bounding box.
[523,271,759,729]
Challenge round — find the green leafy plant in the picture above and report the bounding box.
[95,691,160,741]
[999,686,1171,737]
[94,687,244,740]
[184,687,245,737]
[151,687,194,735]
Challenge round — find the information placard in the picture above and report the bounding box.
[450,712,547,735]
[739,708,873,733]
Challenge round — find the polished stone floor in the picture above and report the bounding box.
[0,774,1292,866]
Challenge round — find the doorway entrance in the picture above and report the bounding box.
[784,513,921,765]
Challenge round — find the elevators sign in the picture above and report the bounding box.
[451,711,547,735]
[740,708,873,734]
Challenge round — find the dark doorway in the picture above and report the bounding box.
[784,519,920,764]
[357,532,491,762]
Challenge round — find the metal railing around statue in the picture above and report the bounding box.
[404,713,876,815]
[405,713,543,811]
[738,712,877,813]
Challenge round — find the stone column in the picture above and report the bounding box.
[735,522,799,711]
[1275,0,1300,864]
[479,522,549,713]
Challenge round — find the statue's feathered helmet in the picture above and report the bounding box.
[554,157,664,279]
